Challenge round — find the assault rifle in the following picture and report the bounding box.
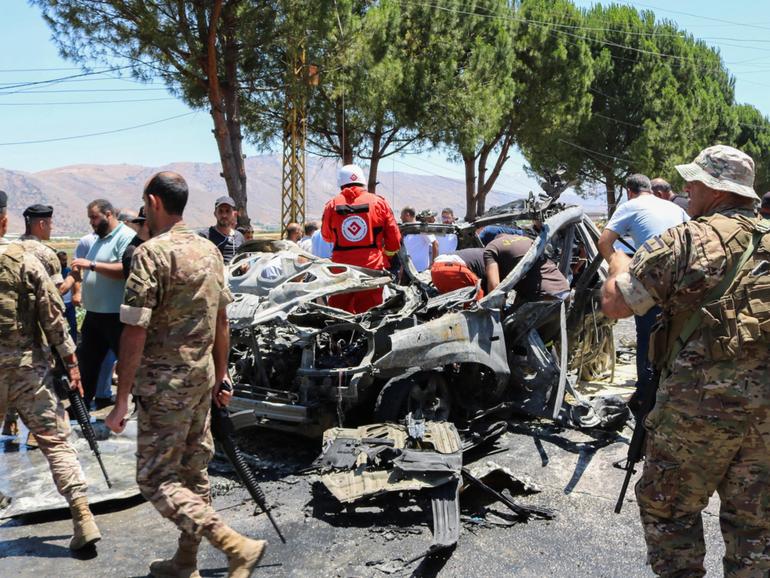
[211,382,287,543]
[52,351,113,489]
[613,373,658,513]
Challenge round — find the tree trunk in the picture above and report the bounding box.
[604,171,617,218]
[474,130,511,220]
[463,152,477,221]
[368,123,382,193]
[477,150,488,218]
[205,1,247,224]
[335,97,354,164]
[222,1,249,226]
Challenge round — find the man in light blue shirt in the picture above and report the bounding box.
[311,227,333,259]
[599,175,689,254]
[598,174,689,412]
[70,199,134,407]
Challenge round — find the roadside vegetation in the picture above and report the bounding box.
[33,0,770,218]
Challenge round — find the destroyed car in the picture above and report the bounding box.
[226,194,618,438]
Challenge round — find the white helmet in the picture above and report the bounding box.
[337,164,367,188]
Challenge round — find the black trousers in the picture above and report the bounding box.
[78,311,123,406]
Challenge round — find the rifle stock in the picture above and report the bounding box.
[211,382,287,543]
[52,351,113,489]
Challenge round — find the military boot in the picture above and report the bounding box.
[149,532,201,578]
[205,525,266,578]
[69,496,101,550]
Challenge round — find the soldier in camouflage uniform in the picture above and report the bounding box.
[17,204,65,286]
[3,204,66,439]
[602,145,770,577]
[0,190,101,551]
[106,172,265,578]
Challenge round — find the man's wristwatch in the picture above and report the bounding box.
[65,362,79,370]
[89,261,96,272]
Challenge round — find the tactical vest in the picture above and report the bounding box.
[650,212,770,371]
[0,243,34,337]
[329,192,384,252]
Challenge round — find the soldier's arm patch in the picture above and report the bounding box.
[123,245,160,310]
[629,233,676,304]
[615,272,657,316]
[120,304,152,328]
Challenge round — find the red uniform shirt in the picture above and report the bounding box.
[321,186,401,269]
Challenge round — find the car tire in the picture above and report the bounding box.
[373,378,414,422]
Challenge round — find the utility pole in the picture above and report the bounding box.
[281,42,314,235]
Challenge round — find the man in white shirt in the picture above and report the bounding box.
[598,174,689,410]
[401,206,437,272]
[298,222,317,253]
[436,207,458,255]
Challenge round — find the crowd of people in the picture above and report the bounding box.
[1,144,770,577]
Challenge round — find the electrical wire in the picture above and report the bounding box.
[0,65,135,92]
[0,111,197,146]
[395,0,770,72]
[0,87,169,94]
[0,97,176,106]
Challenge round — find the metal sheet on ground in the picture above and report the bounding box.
[0,419,139,519]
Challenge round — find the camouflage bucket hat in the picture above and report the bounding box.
[675,145,758,201]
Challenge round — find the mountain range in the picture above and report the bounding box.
[0,154,598,236]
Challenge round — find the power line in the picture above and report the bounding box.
[0,65,134,92]
[0,97,176,106]
[0,77,162,86]
[625,1,770,33]
[0,87,168,94]
[0,66,115,72]
[589,87,770,129]
[396,0,769,73]
[557,139,634,164]
[0,112,197,146]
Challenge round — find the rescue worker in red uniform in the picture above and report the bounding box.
[321,164,401,313]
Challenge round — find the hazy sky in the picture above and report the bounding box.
[1,0,768,199]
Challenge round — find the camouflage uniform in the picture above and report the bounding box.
[16,234,64,286]
[0,237,87,504]
[4,234,66,436]
[120,223,232,541]
[616,208,770,577]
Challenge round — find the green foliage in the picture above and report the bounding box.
[512,0,594,193]
[31,0,284,224]
[424,0,517,158]
[32,1,278,115]
[531,4,737,214]
[297,0,471,190]
[31,0,761,219]
[732,104,770,194]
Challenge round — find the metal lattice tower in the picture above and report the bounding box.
[281,45,308,234]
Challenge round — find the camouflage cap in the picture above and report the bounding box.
[675,145,757,200]
[0,190,7,209]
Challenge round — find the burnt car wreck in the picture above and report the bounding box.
[225,195,622,440]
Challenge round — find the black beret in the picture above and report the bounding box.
[23,204,54,219]
[0,190,6,209]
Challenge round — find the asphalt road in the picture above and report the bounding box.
[0,419,726,578]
